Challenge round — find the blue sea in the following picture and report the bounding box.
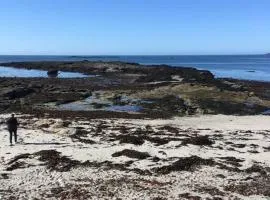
[0,55,270,81]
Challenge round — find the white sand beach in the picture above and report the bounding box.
[0,114,269,200]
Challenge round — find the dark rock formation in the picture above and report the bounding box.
[47,70,59,78]
[198,99,267,115]
[1,61,215,83]
[0,60,269,118]
[143,95,190,116]
[3,87,34,99]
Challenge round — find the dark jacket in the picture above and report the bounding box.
[7,117,18,131]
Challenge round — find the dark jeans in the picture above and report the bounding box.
[9,129,17,144]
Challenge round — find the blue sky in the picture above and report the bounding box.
[0,0,269,55]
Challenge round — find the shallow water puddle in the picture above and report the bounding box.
[106,105,143,112]
[55,92,147,113]
[261,109,270,115]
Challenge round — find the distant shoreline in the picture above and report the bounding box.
[0,54,268,56]
[1,58,270,83]
[1,54,270,82]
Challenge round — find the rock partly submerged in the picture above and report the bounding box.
[47,70,59,78]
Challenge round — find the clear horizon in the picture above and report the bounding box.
[1,0,269,55]
[0,53,269,56]
[0,54,268,56]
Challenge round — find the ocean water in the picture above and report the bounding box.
[0,55,269,81]
[0,66,89,78]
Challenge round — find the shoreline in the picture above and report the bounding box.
[0,61,269,199]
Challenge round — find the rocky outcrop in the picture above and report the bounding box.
[135,65,215,83]
[47,70,59,78]
[0,61,269,117]
[1,61,215,83]
[3,87,35,99]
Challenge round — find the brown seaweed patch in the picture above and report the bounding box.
[112,149,150,159]
[263,146,270,151]
[7,153,31,165]
[158,125,179,134]
[196,186,225,197]
[153,156,215,174]
[231,143,246,148]
[6,161,28,171]
[224,176,270,196]
[47,185,92,200]
[0,173,9,179]
[178,193,202,200]
[117,135,145,145]
[70,128,96,144]
[217,157,244,167]
[182,135,214,146]
[114,134,170,146]
[245,164,270,175]
[35,150,81,172]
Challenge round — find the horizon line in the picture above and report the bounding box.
[0,53,268,56]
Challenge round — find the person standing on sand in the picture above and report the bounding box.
[6,114,19,145]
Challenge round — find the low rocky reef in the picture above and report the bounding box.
[0,61,270,118]
[1,60,215,83]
